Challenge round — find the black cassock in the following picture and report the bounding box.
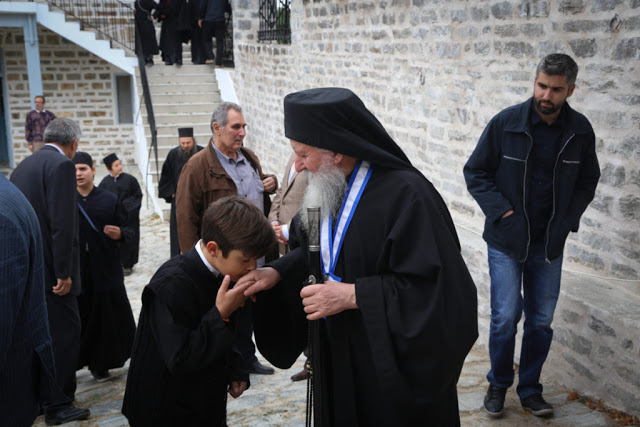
[155,0,187,64]
[253,166,479,426]
[99,172,143,269]
[134,0,159,58]
[76,187,136,372]
[158,145,203,257]
[122,247,249,426]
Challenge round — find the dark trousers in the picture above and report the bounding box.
[45,291,81,408]
[191,26,206,64]
[169,199,180,258]
[236,300,257,366]
[202,20,225,65]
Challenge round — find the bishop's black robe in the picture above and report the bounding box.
[253,166,478,426]
[76,187,136,372]
[122,247,249,427]
[134,0,159,58]
[158,145,203,257]
[99,172,143,269]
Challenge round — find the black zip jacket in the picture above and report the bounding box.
[463,98,600,261]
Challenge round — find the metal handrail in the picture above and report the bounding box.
[39,0,136,51]
[33,0,159,177]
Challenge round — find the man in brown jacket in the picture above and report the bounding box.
[176,101,278,375]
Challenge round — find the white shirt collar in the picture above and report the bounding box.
[45,143,65,156]
[195,239,219,274]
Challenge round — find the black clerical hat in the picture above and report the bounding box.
[73,151,93,167]
[103,153,119,169]
[178,127,194,138]
[283,88,412,171]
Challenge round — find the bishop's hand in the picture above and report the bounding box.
[300,281,358,320]
[238,267,281,300]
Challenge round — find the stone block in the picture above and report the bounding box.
[569,38,597,58]
[600,163,626,187]
[491,2,513,19]
[562,354,597,382]
[470,6,490,21]
[564,20,609,33]
[495,24,518,37]
[559,0,585,14]
[591,0,623,12]
[436,42,460,58]
[451,9,467,23]
[519,0,550,18]
[619,195,640,220]
[604,383,640,413]
[521,23,544,37]
[538,40,565,56]
[611,263,638,279]
[613,38,640,60]
[504,41,535,58]
[588,316,617,337]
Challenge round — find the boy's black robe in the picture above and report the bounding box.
[98,172,143,268]
[122,247,249,427]
[76,187,136,371]
[253,166,479,426]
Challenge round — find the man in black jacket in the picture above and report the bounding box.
[464,53,600,419]
[10,118,90,424]
[198,0,229,66]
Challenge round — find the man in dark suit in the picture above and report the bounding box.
[10,118,90,424]
[0,175,58,426]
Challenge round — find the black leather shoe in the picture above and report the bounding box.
[521,393,553,417]
[248,360,274,375]
[484,384,507,418]
[45,405,90,425]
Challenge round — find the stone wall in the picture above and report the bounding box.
[232,0,640,281]
[1,26,137,170]
[229,0,640,415]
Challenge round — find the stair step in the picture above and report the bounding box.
[142,74,218,85]
[144,64,218,76]
[149,93,222,104]
[150,102,217,114]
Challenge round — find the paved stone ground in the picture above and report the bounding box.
[33,200,622,426]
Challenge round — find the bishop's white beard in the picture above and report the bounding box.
[299,160,348,234]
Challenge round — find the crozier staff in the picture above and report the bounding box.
[238,87,478,426]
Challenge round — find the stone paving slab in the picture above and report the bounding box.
[32,201,624,426]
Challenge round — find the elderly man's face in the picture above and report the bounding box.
[214,109,246,157]
[290,140,329,174]
[179,136,195,152]
[34,97,45,112]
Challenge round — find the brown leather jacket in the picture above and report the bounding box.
[175,141,277,253]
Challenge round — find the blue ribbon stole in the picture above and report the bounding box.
[320,161,373,282]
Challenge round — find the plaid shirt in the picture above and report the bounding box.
[25,109,56,143]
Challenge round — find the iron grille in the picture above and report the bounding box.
[258,0,290,44]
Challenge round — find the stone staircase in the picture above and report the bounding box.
[135,61,222,218]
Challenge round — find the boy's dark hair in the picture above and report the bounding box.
[201,195,276,258]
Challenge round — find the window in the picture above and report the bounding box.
[115,74,133,124]
[258,0,291,44]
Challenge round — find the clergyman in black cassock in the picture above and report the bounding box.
[134,0,160,65]
[155,0,187,65]
[74,152,136,381]
[158,127,203,257]
[99,153,143,273]
[239,88,479,426]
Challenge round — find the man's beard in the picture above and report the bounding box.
[299,161,347,234]
[178,146,195,161]
[534,96,563,115]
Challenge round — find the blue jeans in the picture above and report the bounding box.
[486,242,563,399]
